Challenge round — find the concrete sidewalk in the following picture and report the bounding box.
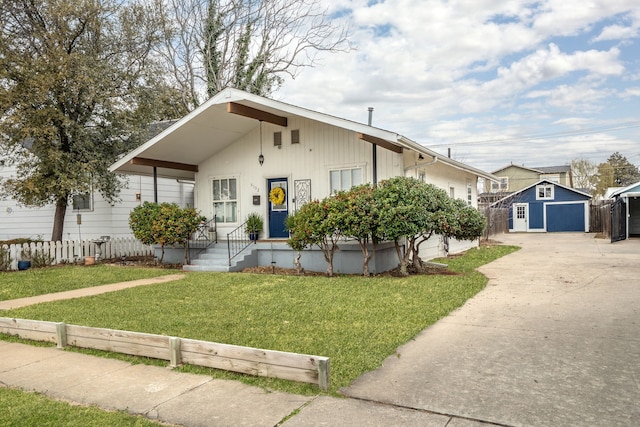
[0,341,478,427]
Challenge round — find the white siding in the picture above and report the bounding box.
[196,117,403,238]
[0,166,193,241]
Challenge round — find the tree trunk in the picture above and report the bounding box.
[51,196,68,241]
[293,251,304,274]
[358,239,372,276]
[394,240,408,276]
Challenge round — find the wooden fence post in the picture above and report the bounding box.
[318,357,330,391]
[169,337,182,367]
[56,322,67,349]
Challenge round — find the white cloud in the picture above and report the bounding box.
[280,1,640,171]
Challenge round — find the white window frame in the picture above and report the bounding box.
[212,177,238,223]
[491,177,509,192]
[329,166,363,193]
[536,184,554,200]
[72,192,93,212]
[467,183,473,206]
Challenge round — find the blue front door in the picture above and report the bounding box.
[268,178,288,238]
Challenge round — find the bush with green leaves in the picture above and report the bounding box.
[129,202,204,263]
[287,177,486,276]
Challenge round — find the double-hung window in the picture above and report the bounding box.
[330,167,363,193]
[72,192,92,211]
[536,184,554,200]
[213,178,237,223]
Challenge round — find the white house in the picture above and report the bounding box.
[0,164,193,241]
[110,88,497,272]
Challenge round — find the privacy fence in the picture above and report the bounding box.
[0,238,152,271]
[0,317,330,390]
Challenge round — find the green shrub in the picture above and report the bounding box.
[129,202,204,263]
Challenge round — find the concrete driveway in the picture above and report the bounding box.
[342,233,640,426]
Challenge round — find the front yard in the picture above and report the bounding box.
[1,244,518,395]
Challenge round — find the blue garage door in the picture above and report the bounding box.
[546,203,585,232]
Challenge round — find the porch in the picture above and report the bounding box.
[159,240,402,274]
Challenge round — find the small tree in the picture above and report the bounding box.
[129,202,203,263]
[285,196,345,277]
[374,177,434,276]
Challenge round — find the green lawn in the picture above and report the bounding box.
[0,265,177,301]
[2,245,519,395]
[0,387,164,426]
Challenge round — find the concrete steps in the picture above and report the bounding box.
[183,244,257,272]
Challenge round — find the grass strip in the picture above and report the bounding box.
[0,387,165,426]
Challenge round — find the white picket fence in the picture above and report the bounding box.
[1,238,153,271]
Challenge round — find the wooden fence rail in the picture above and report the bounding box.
[1,238,153,271]
[0,317,330,391]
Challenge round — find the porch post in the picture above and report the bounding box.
[153,166,158,203]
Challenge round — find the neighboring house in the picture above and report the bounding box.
[490,179,591,233]
[0,164,194,241]
[609,181,640,241]
[485,164,573,193]
[110,88,498,271]
[479,164,573,208]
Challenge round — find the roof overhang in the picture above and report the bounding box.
[110,88,496,183]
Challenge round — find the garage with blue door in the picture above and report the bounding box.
[490,179,591,233]
[546,203,587,232]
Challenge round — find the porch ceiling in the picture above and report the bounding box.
[112,100,278,179]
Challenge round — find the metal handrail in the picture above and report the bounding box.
[227,220,254,266]
[186,216,217,264]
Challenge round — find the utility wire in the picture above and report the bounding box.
[427,121,640,148]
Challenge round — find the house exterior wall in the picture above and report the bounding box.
[487,165,539,193]
[0,166,193,241]
[194,119,481,260]
[486,166,571,193]
[195,116,404,238]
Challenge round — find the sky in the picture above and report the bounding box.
[278,0,640,174]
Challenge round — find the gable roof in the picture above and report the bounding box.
[534,165,571,174]
[492,164,571,175]
[110,88,497,182]
[490,179,591,207]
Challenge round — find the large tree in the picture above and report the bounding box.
[570,158,598,191]
[606,152,640,186]
[154,0,350,111]
[0,0,176,241]
[594,152,640,196]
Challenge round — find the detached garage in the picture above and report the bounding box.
[490,179,591,233]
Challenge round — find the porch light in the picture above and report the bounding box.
[258,120,264,166]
